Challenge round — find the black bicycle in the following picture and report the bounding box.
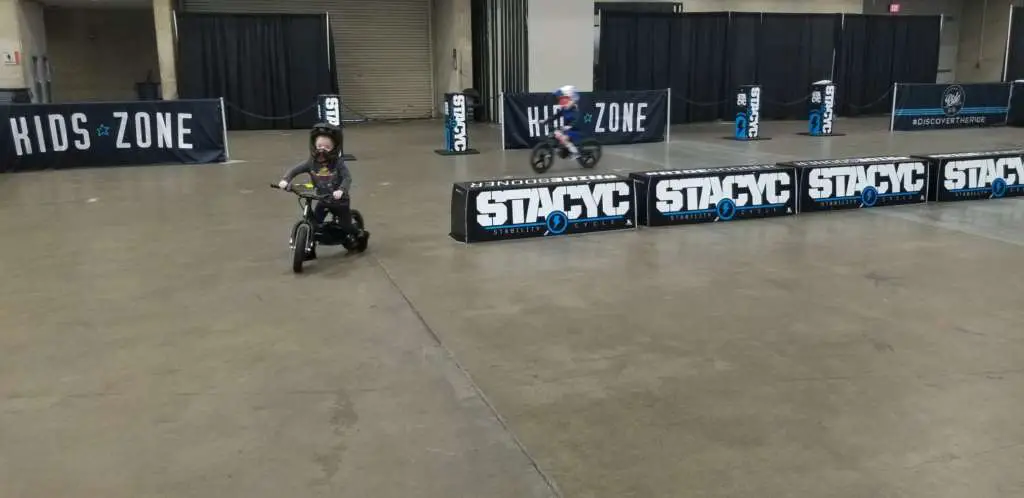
[270,183,368,273]
[530,134,602,174]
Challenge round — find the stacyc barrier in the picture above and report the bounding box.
[449,150,1023,244]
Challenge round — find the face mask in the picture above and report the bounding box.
[313,141,334,163]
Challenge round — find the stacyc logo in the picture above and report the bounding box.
[807,162,926,207]
[943,156,1024,198]
[475,182,631,235]
[653,172,791,221]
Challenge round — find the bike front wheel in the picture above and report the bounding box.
[292,223,311,273]
[530,142,556,173]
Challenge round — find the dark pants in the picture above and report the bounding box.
[313,201,359,237]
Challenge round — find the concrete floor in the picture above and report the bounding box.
[1,117,1023,498]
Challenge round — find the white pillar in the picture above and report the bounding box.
[152,0,177,99]
[527,0,594,92]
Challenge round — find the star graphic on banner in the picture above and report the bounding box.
[583,113,593,124]
[96,124,111,137]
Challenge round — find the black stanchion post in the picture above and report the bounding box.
[316,94,356,161]
[800,80,845,137]
[726,85,770,141]
[435,92,480,156]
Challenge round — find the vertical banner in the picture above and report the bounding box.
[317,94,343,127]
[730,85,769,141]
[435,92,480,156]
[316,94,356,160]
[803,80,843,137]
[500,90,668,149]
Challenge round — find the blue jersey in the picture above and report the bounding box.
[543,105,579,129]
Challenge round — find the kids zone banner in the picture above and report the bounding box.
[1,99,227,172]
[501,90,668,149]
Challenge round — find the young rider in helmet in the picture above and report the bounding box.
[277,122,369,256]
[541,85,580,160]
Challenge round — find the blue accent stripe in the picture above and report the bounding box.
[894,106,1007,116]
[483,215,626,230]
[949,185,1024,193]
[813,191,921,202]
[662,203,787,215]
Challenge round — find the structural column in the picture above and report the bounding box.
[152,0,177,99]
[527,0,593,91]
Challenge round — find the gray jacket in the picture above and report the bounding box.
[282,158,352,201]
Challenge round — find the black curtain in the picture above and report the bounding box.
[1004,7,1024,81]
[721,12,761,120]
[176,13,333,130]
[471,0,489,121]
[834,14,940,116]
[597,12,728,123]
[596,11,644,91]
[891,16,941,84]
[755,14,841,120]
[596,11,940,122]
[673,13,729,122]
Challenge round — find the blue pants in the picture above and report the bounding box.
[558,128,580,144]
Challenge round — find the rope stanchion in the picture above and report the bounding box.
[222,101,319,121]
[847,88,894,111]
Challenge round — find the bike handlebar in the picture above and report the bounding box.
[269,183,331,201]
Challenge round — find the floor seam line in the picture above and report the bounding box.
[370,254,564,498]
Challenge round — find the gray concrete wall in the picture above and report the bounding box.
[432,0,473,116]
[863,0,964,83]
[0,0,26,89]
[18,0,47,100]
[44,6,159,102]
[956,0,1020,82]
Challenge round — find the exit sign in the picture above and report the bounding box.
[889,3,901,13]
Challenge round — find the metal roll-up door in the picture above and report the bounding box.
[180,0,433,120]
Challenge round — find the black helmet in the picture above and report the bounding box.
[309,122,343,163]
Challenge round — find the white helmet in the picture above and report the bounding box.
[556,85,579,106]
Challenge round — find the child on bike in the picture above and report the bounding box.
[277,122,369,257]
[541,85,580,160]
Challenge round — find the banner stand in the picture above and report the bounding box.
[724,84,772,141]
[219,97,230,160]
[798,80,846,137]
[889,83,899,132]
[499,92,506,151]
[434,92,480,156]
[666,87,672,143]
[316,94,357,161]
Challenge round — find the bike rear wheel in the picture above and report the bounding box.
[351,210,365,231]
[576,138,602,169]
